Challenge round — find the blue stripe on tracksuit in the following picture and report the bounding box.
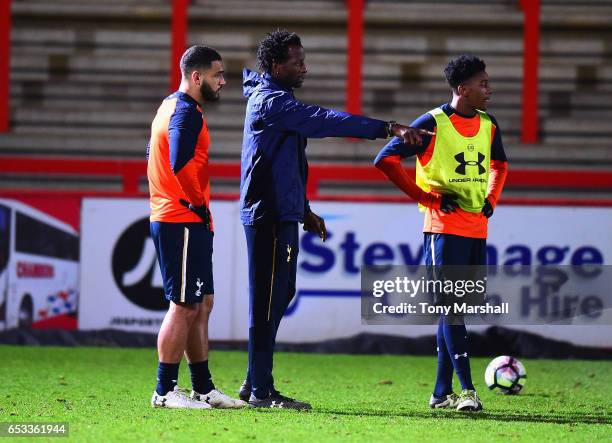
[244,222,299,399]
[423,233,486,267]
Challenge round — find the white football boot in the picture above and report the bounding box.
[190,389,247,408]
[151,386,212,409]
[429,392,460,409]
[456,389,483,412]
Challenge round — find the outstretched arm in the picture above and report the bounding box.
[262,93,431,143]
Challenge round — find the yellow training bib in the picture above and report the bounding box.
[416,107,491,213]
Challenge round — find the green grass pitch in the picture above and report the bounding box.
[1,346,610,442]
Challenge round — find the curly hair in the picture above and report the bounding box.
[444,55,486,89]
[256,30,302,73]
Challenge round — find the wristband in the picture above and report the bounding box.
[387,121,397,137]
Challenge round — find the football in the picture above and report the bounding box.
[485,356,527,394]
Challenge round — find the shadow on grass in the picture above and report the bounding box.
[315,408,611,425]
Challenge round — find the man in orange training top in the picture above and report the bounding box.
[147,45,245,409]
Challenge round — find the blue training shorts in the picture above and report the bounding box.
[150,221,214,304]
[423,233,487,311]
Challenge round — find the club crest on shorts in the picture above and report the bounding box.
[195,278,203,297]
[287,244,292,262]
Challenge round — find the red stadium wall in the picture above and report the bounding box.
[2,157,612,206]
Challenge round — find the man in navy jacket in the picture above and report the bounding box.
[239,30,431,409]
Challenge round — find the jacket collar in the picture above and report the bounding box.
[262,72,293,93]
[242,68,294,97]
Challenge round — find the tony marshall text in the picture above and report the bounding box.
[371,302,509,315]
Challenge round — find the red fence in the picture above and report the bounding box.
[346,0,364,116]
[520,0,540,143]
[2,157,611,206]
[170,0,189,93]
[0,0,11,133]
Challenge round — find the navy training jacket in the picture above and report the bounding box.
[240,68,389,225]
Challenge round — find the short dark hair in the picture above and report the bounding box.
[180,45,222,77]
[256,29,302,73]
[444,55,486,89]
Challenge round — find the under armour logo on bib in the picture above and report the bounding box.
[454,152,486,175]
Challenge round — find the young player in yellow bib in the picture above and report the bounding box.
[375,55,508,412]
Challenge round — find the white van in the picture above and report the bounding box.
[0,198,79,330]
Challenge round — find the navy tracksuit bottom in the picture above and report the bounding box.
[423,233,487,396]
[244,221,299,399]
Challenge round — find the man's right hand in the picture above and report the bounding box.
[179,199,211,228]
[391,123,435,146]
[439,195,459,214]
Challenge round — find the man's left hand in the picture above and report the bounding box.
[303,210,326,241]
[482,198,494,218]
[179,199,211,229]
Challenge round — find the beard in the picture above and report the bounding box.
[200,81,220,102]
